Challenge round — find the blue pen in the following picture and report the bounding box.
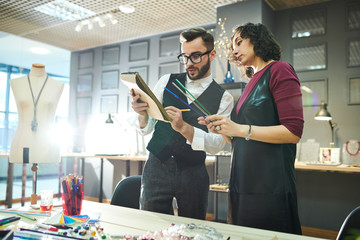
[164,87,205,118]
[0,216,21,226]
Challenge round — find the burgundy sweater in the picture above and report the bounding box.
[236,61,304,138]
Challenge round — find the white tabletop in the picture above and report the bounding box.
[80,201,324,240]
[0,201,326,240]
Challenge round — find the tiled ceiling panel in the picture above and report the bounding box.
[0,0,329,51]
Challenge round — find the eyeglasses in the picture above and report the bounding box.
[177,49,213,65]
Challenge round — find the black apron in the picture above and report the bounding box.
[229,63,302,234]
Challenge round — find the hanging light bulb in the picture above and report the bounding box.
[119,5,135,13]
[88,20,93,30]
[94,16,105,28]
[75,22,82,32]
[106,13,118,24]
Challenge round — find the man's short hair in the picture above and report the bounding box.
[180,27,214,50]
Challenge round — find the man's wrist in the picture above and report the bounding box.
[138,114,149,128]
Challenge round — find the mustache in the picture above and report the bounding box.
[187,66,197,70]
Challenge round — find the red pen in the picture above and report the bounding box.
[36,223,58,232]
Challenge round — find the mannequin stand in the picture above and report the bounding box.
[31,164,38,205]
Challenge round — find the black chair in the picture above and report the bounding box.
[110,175,142,209]
[336,206,360,240]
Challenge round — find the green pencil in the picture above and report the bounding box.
[16,212,37,221]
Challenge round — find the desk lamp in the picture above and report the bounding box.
[105,113,114,124]
[314,101,337,147]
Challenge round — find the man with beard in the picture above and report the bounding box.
[130,27,233,219]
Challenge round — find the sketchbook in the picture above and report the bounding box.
[120,72,172,122]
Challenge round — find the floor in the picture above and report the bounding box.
[0,175,60,209]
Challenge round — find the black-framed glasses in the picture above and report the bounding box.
[177,49,213,65]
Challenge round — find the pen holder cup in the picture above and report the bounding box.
[61,191,83,216]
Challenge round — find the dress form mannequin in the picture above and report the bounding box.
[10,63,64,164]
[9,63,64,204]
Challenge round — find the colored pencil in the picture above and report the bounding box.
[175,79,211,115]
[164,87,205,118]
[171,82,209,116]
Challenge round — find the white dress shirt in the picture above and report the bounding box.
[139,73,234,155]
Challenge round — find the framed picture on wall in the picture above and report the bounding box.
[101,70,119,90]
[77,73,93,92]
[293,44,327,72]
[300,79,328,107]
[346,1,360,31]
[79,51,94,69]
[291,8,326,38]
[159,35,180,57]
[76,97,92,115]
[102,46,120,66]
[129,66,148,84]
[347,40,360,67]
[127,96,133,112]
[159,62,180,77]
[348,76,360,105]
[129,41,148,62]
[100,94,118,113]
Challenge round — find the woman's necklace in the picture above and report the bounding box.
[27,74,48,132]
[345,141,360,156]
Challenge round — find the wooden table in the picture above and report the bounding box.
[0,200,326,240]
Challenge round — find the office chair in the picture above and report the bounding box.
[110,175,141,209]
[336,206,360,240]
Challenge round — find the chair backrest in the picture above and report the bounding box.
[110,175,141,209]
[336,206,360,240]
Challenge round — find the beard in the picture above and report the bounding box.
[186,58,210,80]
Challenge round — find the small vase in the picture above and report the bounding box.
[223,60,234,83]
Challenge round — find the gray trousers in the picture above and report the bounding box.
[139,153,209,220]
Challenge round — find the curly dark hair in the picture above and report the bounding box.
[229,23,281,78]
[230,23,281,61]
[180,27,214,51]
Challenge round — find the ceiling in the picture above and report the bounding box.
[0,0,330,52]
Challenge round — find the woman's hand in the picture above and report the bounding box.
[199,115,241,136]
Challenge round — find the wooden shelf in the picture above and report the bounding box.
[213,155,360,174]
[295,162,360,173]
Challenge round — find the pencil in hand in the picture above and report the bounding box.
[180,109,191,112]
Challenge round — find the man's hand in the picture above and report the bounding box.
[165,106,194,142]
[165,106,188,133]
[130,89,149,128]
[130,89,148,116]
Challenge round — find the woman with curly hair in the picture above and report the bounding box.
[199,23,304,234]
